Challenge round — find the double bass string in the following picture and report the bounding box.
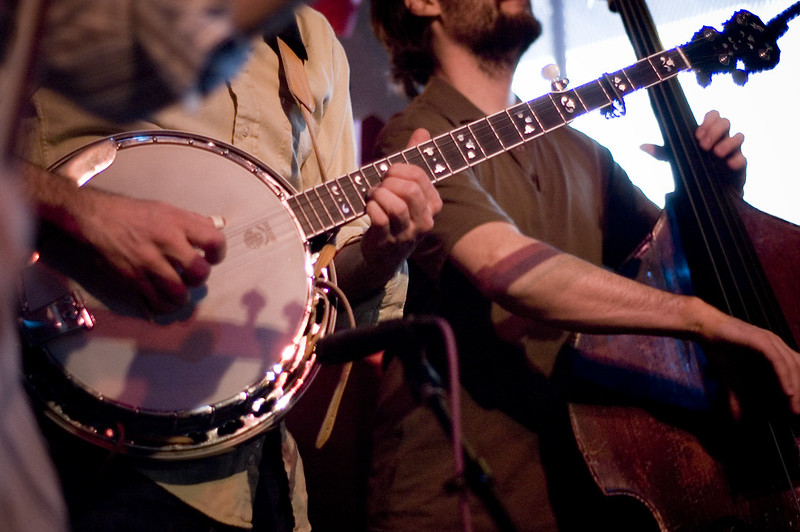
[617,0,754,322]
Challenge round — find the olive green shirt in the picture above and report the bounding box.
[369,76,660,531]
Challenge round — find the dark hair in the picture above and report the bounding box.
[370,0,436,99]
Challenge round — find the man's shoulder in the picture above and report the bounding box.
[295,5,338,43]
[293,5,350,76]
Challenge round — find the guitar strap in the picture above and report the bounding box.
[276,37,329,185]
[275,29,353,449]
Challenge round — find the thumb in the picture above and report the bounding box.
[640,143,670,161]
[406,128,431,148]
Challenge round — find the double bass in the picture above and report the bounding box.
[566,2,800,530]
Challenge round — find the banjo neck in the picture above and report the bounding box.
[286,9,779,240]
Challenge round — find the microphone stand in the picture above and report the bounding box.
[317,316,517,531]
[390,318,517,532]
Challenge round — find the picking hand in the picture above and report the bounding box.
[699,309,800,416]
[72,187,226,313]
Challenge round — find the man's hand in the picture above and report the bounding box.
[24,163,226,312]
[640,110,747,193]
[695,110,747,192]
[361,128,442,271]
[696,305,800,416]
[335,128,442,301]
[72,188,226,312]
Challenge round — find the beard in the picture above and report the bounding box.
[443,0,543,69]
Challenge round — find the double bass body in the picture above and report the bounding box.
[567,199,800,531]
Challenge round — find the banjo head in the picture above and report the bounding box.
[20,131,333,459]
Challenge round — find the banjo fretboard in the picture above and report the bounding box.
[286,45,691,239]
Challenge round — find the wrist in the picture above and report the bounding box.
[359,236,413,283]
[33,175,103,245]
[681,295,725,343]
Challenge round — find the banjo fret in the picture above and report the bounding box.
[286,194,316,236]
[433,135,469,174]
[338,172,368,215]
[316,183,346,226]
[487,111,524,150]
[325,180,354,218]
[450,125,484,167]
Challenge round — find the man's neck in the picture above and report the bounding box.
[433,40,517,116]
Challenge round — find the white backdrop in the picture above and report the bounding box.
[514,1,800,224]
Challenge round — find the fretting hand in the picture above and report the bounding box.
[334,128,442,301]
[361,128,442,271]
[641,109,746,193]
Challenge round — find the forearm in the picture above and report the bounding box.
[455,221,725,341]
[19,162,92,239]
[499,250,712,339]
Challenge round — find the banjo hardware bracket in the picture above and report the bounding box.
[18,291,95,346]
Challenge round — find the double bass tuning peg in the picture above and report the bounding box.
[542,63,569,91]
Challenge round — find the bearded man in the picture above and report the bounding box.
[366,1,800,530]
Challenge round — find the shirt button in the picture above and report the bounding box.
[247,454,257,467]
[242,126,250,137]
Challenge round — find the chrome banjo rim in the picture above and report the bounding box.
[22,130,336,460]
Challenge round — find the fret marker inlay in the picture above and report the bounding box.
[561,96,576,114]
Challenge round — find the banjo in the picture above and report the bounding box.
[19,9,780,459]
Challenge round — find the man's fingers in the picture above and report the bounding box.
[711,132,746,165]
[756,333,800,415]
[696,110,729,148]
[365,198,390,229]
[779,343,800,414]
[368,186,413,236]
[380,161,441,218]
[185,213,228,265]
[180,254,213,287]
[133,258,190,312]
[372,171,438,235]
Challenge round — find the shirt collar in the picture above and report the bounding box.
[419,76,487,126]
